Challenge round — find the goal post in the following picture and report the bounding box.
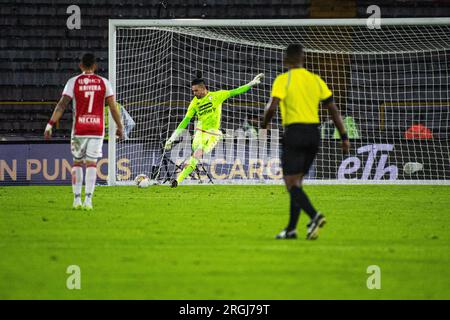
[108,18,450,186]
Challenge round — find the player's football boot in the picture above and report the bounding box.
[275,228,297,239]
[83,196,93,211]
[170,179,178,188]
[72,195,82,210]
[306,213,326,240]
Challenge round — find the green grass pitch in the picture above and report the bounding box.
[0,185,449,299]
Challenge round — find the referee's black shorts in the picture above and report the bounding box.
[281,123,320,176]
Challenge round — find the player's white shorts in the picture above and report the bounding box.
[71,136,103,161]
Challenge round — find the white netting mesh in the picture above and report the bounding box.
[111,22,450,185]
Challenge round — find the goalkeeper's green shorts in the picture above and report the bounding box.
[192,129,222,154]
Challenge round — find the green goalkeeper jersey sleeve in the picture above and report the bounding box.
[176,86,252,133]
[228,84,251,98]
[175,100,197,131]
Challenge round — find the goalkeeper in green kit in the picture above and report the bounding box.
[164,71,264,187]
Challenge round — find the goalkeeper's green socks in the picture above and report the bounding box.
[176,156,199,184]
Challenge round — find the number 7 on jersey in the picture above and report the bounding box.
[84,91,95,113]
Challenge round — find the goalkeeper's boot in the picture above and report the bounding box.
[170,179,178,188]
[306,213,326,240]
[275,228,297,239]
[72,194,82,210]
[83,194,93,211]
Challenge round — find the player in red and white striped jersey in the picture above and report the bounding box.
[44,53,124,210]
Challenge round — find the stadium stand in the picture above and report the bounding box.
[1,0,449,140]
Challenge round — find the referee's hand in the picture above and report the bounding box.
[341,139,350,154]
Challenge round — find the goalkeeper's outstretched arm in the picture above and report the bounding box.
[164,73,263,150]
[228,73,264,98]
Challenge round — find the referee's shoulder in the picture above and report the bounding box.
[304,69,328,87]
[273,71,288,82]
[302,68,321,79]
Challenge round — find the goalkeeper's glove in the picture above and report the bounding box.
[164,129,182,150]
[247,73,264,86]
[44,120,55,140]
[164,138,175,151]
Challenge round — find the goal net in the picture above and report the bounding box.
[108,19,450,185]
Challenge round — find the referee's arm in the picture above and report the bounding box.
[323,98,350,154]
[261,96,350,153]
[261,96,280,129]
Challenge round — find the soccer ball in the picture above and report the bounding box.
[134,174,150,188]
[403,162,423,175]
